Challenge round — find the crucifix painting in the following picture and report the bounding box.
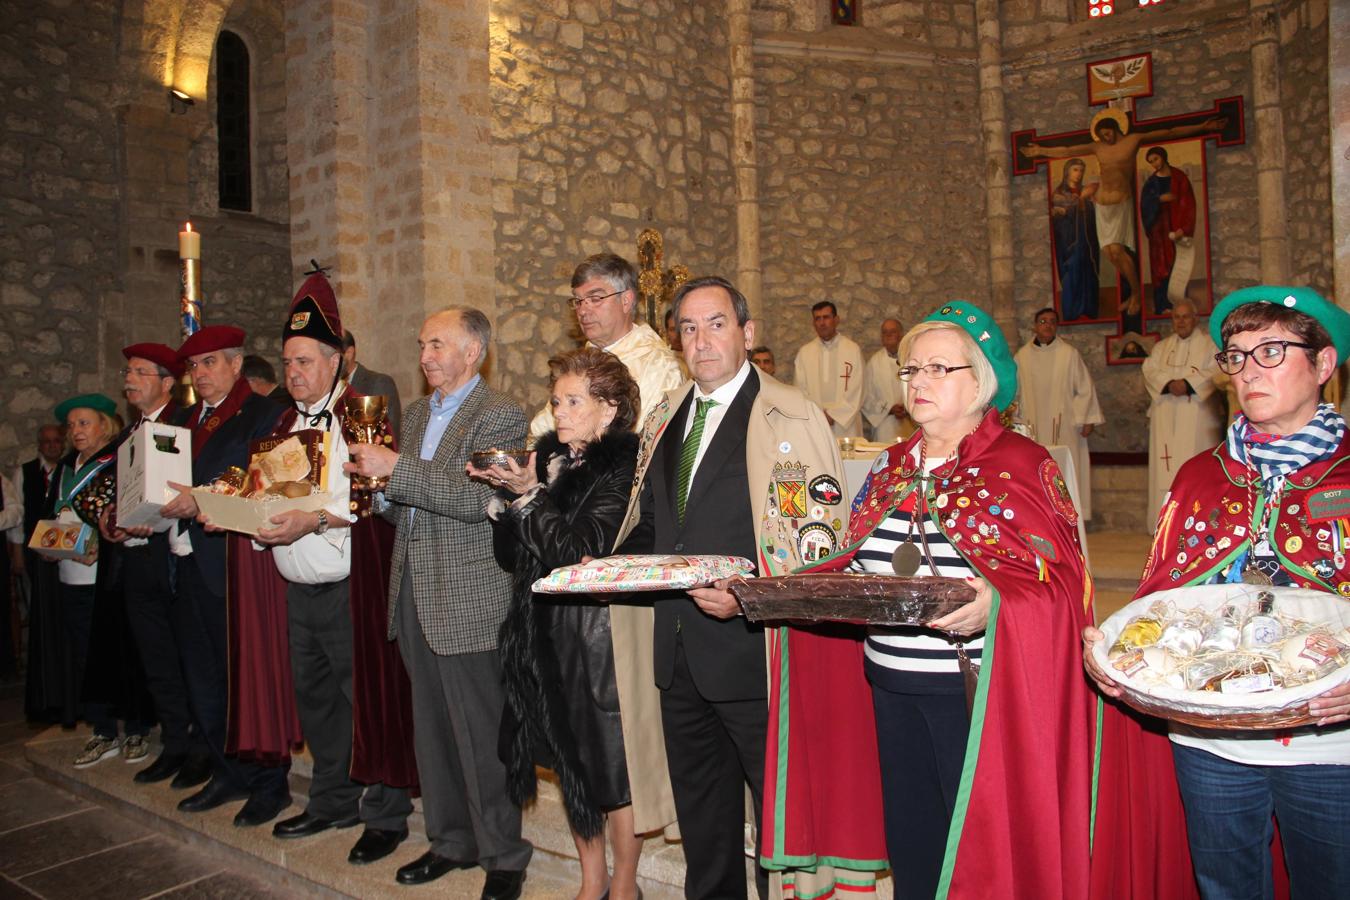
[1011,53,1245,362]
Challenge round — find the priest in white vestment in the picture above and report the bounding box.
[861,318,912,443]
[794,301,864,438]
[529,253,685,441]
[1140,300,1225,526]
[1013,307,1105,520]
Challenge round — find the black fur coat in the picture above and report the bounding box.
[491,429,639,839]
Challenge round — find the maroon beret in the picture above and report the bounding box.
[178,325,246,361]
[122,342,185,378]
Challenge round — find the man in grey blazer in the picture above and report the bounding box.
[342,330,403,440]
[346,307,531,898]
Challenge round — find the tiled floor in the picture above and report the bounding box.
[0,686,288,899]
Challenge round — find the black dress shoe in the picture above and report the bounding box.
[349,827,409,865]
[177,777,249,813]
[233,789,292,828]
[170,754,213,790]
[395,850,475,885]
[481,869,527,900]
[133,751,187,784]
[273,810,362,839]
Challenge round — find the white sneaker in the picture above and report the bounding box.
[122,735,149,763]
[73,736,121,768]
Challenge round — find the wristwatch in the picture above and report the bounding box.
[315,509,330,535]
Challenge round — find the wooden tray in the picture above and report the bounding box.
[729,574,975,626]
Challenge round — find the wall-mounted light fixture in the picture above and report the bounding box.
[169,88,195,115]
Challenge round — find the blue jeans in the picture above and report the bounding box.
[1171,741,1350,900]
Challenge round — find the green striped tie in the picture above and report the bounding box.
[676,398,717,523]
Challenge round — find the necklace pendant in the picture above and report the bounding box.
[892,543,923,576]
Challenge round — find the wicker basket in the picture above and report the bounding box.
[729,573,975,626]
[1094,584,1350,731]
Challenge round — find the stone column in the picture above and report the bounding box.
[285,0,495,397]
[1249,0,1291,284]
[974,0,1014,339]
[1332,0,1350,310]
[727,0,762,319]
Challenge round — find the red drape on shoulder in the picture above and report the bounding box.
[349,513,419,790]
[223,388,418,789]
[226,532,302,763]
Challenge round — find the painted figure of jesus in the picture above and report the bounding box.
[1024,109,1223,318]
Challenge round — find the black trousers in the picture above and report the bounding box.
[395,574,531,869]
[58,582,117,736]
[124,541,199,757]
[174,553,288,794]
[288,579,410,830]
[870,684,970,900]
[659,639,767,900]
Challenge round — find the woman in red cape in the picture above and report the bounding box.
[761,303,1097,899]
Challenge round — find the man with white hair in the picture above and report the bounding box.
[1141,299,1225,526]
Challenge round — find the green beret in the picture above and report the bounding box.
[922,302,1017,412]
[54,393,117,423]
[1209,286,1350,361]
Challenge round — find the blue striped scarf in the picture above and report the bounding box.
[1225,402,1346,493]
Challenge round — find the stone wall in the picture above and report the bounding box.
[0,0,124,469]
[751,16,988,373]
[1279,0,1332,289]
[490,0,738,415]
[189,0,293,365]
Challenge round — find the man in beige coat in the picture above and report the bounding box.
[610,276,848,899]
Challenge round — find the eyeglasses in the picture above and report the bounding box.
[897,364,973,381]
[119,367,162,378]
[567,289,624,309]
[1213,340,1314,375]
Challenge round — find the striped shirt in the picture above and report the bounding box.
[855,457,984,693]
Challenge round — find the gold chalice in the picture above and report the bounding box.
[344,395,390,491]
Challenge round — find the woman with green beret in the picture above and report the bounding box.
[1086,286,1350,898]
[37,394,152,768]
[761,303,1097,899]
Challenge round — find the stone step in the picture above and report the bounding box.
[26,727,696,898]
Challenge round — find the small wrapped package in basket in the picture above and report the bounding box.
[729,573,975,626]
[1093,583,1350,730]
[532,554,754,594]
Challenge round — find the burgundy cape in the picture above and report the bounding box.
[761,410,1098,899]
[226,390,418,789]
[1088,436,1350,898]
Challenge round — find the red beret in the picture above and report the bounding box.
[178,325,246,361]
[122,342,185,378]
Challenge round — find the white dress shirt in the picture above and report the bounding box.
[266,389,356,585]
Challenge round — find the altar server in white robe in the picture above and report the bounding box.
[1014,306,1105,519]
[794,301,864,438]
[1140,299,1225,526]
[861,318,912,443]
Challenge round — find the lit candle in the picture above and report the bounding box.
[178,221,201,259]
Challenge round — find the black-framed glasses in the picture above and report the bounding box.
[897,364,974,381]
[567,289,624,309]
[1214,340,1314,375]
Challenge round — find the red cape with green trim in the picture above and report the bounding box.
[1087,437,1350,899]
[761,411,1097,898]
